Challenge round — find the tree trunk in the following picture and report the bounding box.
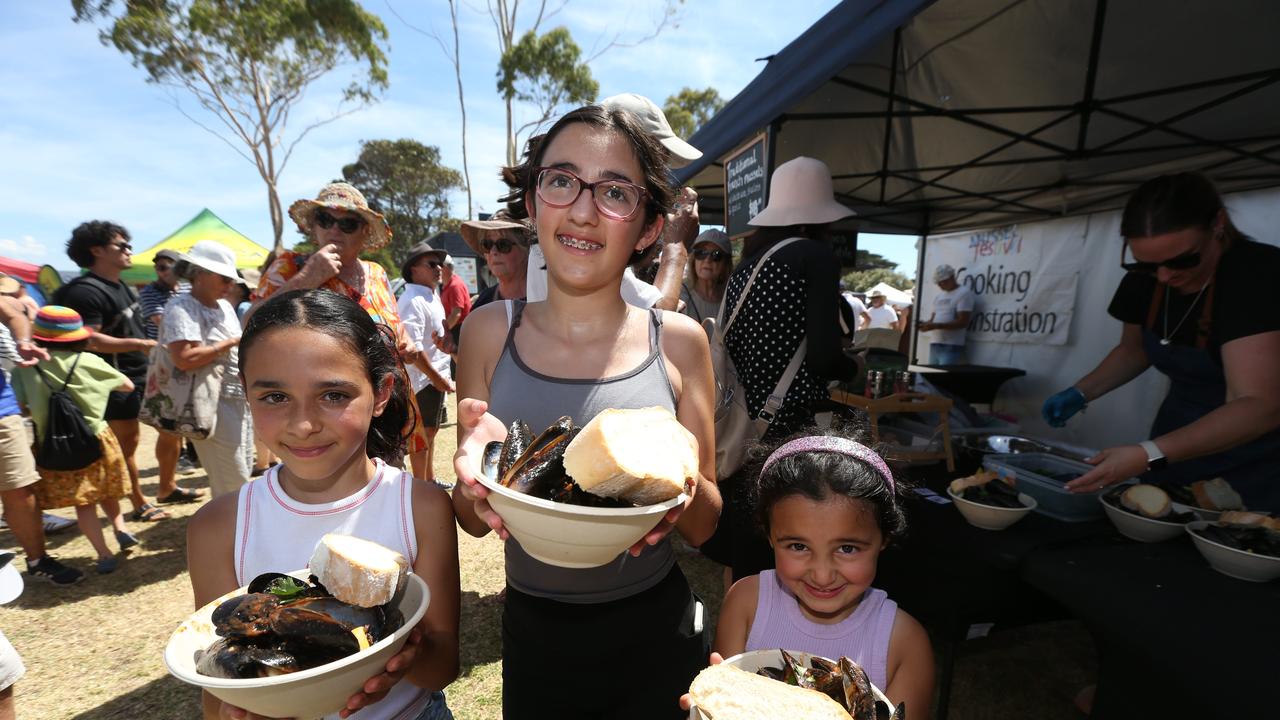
[267,181,284,253]
[449,0,473,219]
[505,95,516,167]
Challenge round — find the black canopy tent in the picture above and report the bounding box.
[677,0,1280,237]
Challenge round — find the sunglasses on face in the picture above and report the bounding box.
[482,238,518,254]
[314,209,366,234]
[154,263,174,273]
[426,260,443,269]
[109,241,132,253]
[693,248,727,262]
[1120,240,1203,274]
[534,167,648,220]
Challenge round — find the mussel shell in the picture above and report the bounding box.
[481,440,504,483]
[270,597,389,648]
[503,428,576,495]
[499,420,533,478]
[196,637,301,679]
[211,593,280,638]
[839,656,876,720]
[247,572,298,594]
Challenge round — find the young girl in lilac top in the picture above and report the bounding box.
[713,427,935,714]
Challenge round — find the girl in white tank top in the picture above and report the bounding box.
[186,290,460,720]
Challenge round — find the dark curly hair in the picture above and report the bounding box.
[238,289,414,466]
[66,221,130,269]
[499,104,676,230]
[750,422,911,543]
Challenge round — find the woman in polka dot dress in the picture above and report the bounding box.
[702,156,859,583]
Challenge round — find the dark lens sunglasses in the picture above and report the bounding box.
[110,241,133,252]
[314,209,365,234]
[693,248,727,262]
[1120,241,1203,274]
[482,238,517,254]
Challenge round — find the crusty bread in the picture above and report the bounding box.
[1219,511,1280,531]
[689,664,852,720]
[1191,478,1246,511]
[562,407,697,505]
[948,469,1012,495]
[1120,484,1171,519]
[308,534,408,608]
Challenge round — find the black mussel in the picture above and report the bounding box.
[270,597,390,650]
[960,481,1025,509]
[505,428,577,496]
[247,572,299,595]
[780,649,806,686]
[839,656,876,720]
[481,441,504,483]
[756,665,786,681]
[890,702,907,720]
[810,655,838,674]
[211,593,280,638]
[499,420,533,478]
[196,638,301,679]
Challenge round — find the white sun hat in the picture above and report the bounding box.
[601,93,702,168]
[182,240,240,281]
[748,156,856,227]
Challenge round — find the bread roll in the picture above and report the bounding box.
[689,664,852,720]
[309,534,408,608]
[1120,484,1171,518]
[1191,478,1245,511]
[562,407,697,505]
[1219,511,1280,531]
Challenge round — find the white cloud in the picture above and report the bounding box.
[0,236,47,262]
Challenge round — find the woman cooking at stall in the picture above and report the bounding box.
[1042,172,1280,512]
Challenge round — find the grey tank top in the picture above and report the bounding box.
[487,300,679,603]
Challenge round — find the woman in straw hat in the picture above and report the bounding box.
[699,156,859,584]
[159,241,251,498]
[254,182,432,463]
[11,306,138,575]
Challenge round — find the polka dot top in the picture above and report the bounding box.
[723,237,844,438]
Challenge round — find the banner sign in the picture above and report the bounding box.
[723,133,768,239]
[921,221,1084,345]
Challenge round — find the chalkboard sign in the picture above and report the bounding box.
[830,232,860,270]
[723,133,768,239]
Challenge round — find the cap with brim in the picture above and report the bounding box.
[182,240,240,281]
[400,242,448,281]
[601,93,702,169]
[288,182,392,250]
[748,156,856,227]
[33,305,92,343]
[933,264,956,282]
[153,249,182,264]
[238,268,261,288]
[0,274,19,294]
[460,210,532,256]
[692,229,731,255]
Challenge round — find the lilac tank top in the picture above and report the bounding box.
[744,570,897,691]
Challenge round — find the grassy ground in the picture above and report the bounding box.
[0,397,1093,719]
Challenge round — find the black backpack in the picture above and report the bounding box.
[33,354,103,471]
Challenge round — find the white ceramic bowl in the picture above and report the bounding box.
[947,487,1037,531]
[1171,500,1224,522]
[1186,521,1280,583]
[477,473,685,568]
[165,570,430,720]
[688,649,892,719]
[1101,496,1187,542]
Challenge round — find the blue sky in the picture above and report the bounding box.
[0,0,917,274]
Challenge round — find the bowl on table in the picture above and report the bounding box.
[1171,501,1223,522]
[476,472,685,568]
[947,486,1037,531]
[1100,494,1189,543]
[1186,521,1280,583]
[688,649,891,720]
[165,570,430,720]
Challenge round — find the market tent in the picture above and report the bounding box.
[677,0,1280,236]
[864,281,913,307]
[121,209,269,284]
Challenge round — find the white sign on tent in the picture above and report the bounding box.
[922,221,1086,345]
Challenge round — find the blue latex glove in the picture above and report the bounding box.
[1042,387,1087,427]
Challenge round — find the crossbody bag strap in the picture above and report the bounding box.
[718,238,803,334]
[757,338,807,426]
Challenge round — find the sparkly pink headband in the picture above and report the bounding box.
[760,436,895,494]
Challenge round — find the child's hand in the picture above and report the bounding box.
[337,627,423,718]
[678,652,724,710]
[628,477,695,556]
[454,398,510,539]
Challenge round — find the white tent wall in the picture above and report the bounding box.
[919,186,1280,451]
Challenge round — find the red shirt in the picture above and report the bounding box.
[440,273,472,326]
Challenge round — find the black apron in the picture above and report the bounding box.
[1140,282,1280,512]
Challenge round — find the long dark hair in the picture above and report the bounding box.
[751,423,910,542]
[499,104,676,229]
[239,290,413,465]
[1120,172,1243,244]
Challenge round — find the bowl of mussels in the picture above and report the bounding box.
[1186,512,1280,583]
[1099,483,1197,542]
[688,649,900,720]
[164,535,430,720]
[947,469,1037,531]
[476,407,694,569]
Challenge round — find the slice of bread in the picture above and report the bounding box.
[562,407,697,505]
[1219,511,1280,531]
[1191,478,1246,511]
[689,664,852,720]
[309,534,408,608]
[1120,484,1171,519]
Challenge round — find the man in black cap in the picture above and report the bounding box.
[397,242,455,485]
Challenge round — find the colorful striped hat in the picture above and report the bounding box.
[32,305,92,343]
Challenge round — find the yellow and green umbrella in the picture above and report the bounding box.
[121,209,269,284]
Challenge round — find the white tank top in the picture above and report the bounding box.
[232,460,431,720]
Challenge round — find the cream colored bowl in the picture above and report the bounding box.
[1101,496,1187,542]
[688,649,892,719]
[1186,521,1280,583]
[476,473,685,568]
[165,570,430,720]
[948,487,1037,531]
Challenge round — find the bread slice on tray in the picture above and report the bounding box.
[562,407,697,505]
[309,533,408,608]
[689,664,852,719]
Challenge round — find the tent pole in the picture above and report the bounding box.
[910,214,930,366]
